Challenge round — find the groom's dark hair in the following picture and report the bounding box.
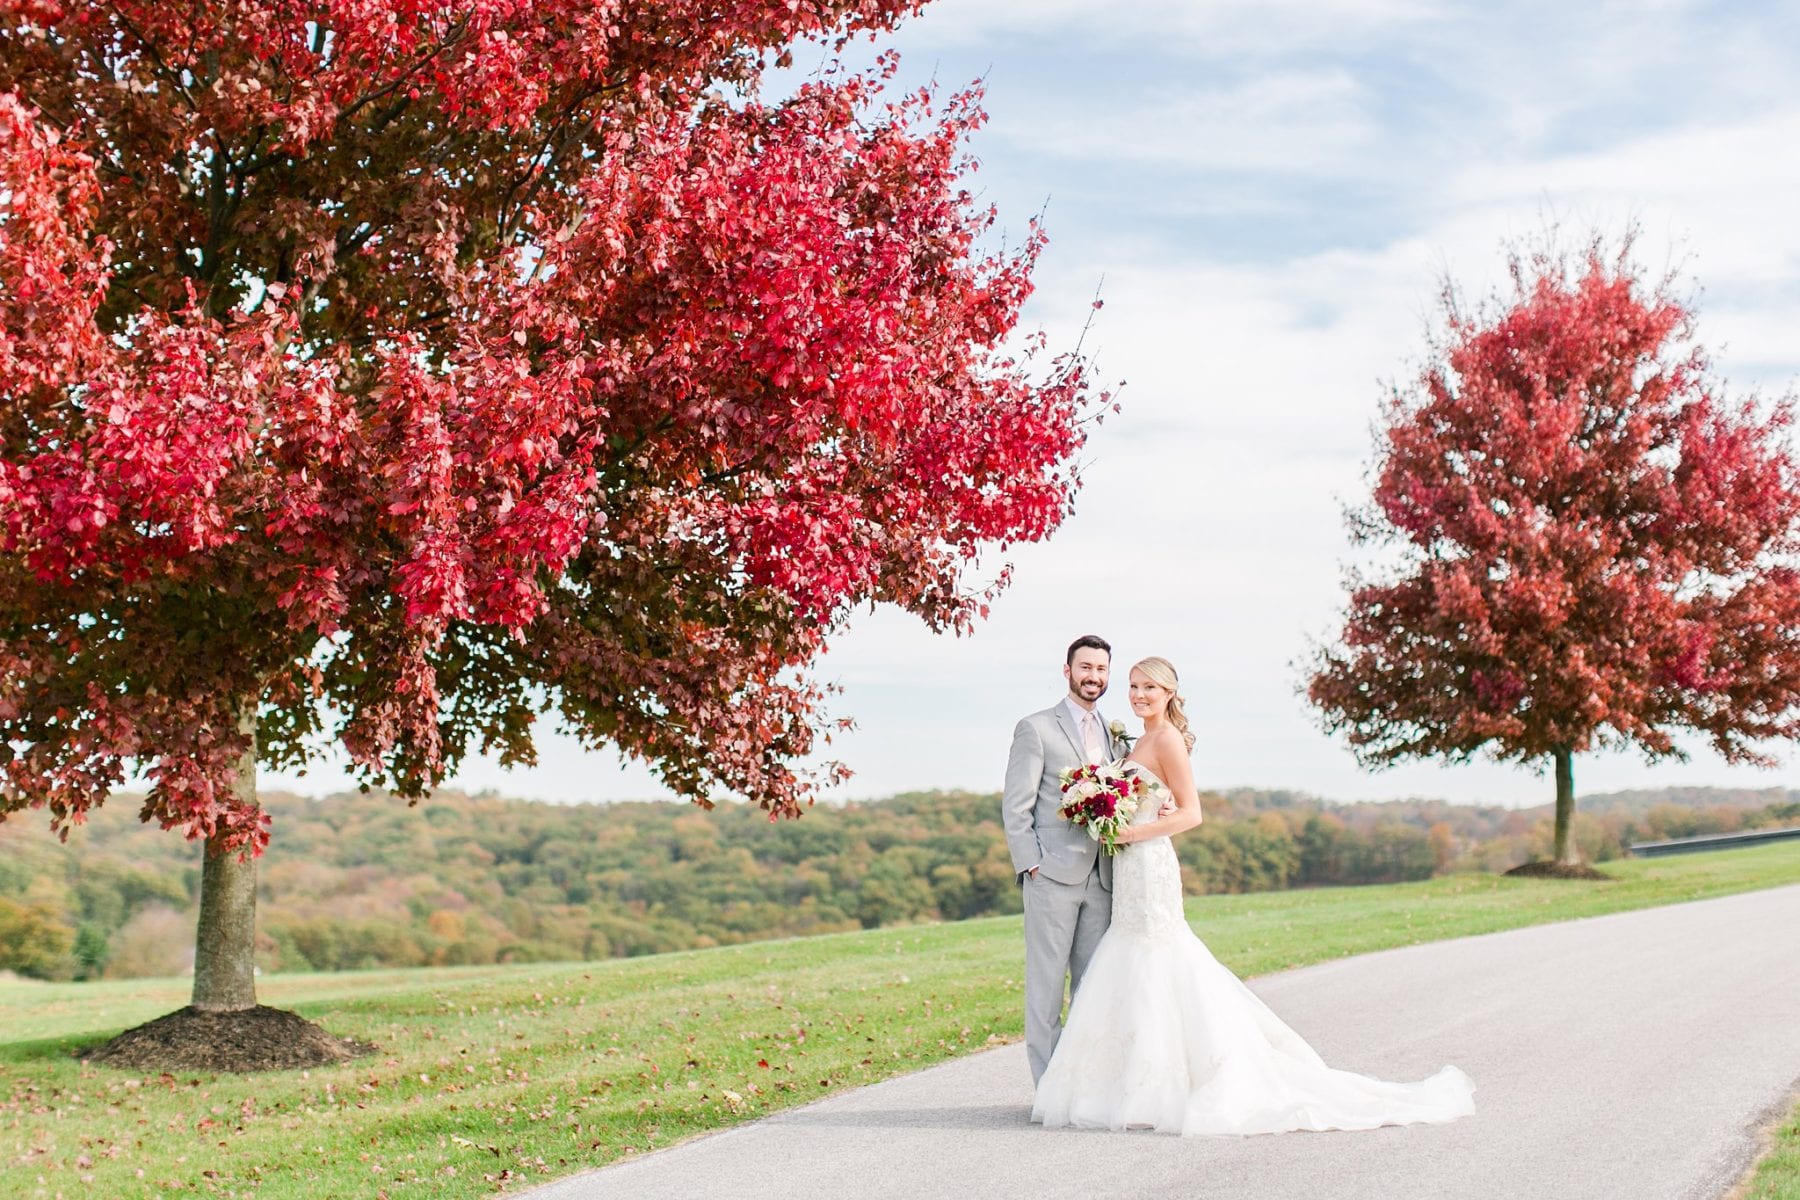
[1066,634,1111,665]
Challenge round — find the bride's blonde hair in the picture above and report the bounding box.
[1133,656,1196,751]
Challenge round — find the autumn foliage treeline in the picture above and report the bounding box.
[3,786,1794,981]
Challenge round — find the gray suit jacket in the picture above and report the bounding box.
[1002,703,1128,888]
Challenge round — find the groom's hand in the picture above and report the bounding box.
[1158,796,1178,818]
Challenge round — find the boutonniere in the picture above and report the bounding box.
[1108,719,1135,751]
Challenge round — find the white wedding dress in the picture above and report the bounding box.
[1031,760,1475,1136]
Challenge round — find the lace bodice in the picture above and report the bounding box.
[1110,759,1188,942]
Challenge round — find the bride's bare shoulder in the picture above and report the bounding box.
[1139,726,1187,765]
[1141,726,1185,751]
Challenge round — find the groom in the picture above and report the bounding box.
[1004,634,1143,1085]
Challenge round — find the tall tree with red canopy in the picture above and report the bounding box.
[0,1,1097,1062]
[1308,234,1800,873]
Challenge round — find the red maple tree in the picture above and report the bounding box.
[1307,235,1800,871]
[0,0,1097,1051]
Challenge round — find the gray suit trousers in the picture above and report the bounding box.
[1022,860,1113,1084]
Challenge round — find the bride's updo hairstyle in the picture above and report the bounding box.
[1133,656,1196,751]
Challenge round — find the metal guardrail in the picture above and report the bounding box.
[1628,826,1800,857]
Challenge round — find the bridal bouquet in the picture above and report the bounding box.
[1057,761,1150,856]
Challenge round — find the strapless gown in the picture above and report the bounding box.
[1030,760,1475,1135]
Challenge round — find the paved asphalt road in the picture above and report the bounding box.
[517,884,1800,1200]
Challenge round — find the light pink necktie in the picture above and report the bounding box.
[1083,713,1105,763]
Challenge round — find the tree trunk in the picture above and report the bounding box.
[1551,746,1580,866]
[191,707,259,1012]
[91,707,370,1070]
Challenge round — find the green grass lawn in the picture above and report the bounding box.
[4,842,1798,1200]
[1738,1102,1800,1200]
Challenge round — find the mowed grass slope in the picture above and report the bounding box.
[4,841,1798,1200]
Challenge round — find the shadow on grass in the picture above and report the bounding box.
[0,1032,121,1065]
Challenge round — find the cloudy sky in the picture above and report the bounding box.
[269,0,1800,809]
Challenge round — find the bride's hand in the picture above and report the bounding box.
[1112,826,1137,846]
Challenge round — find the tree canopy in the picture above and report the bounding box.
[1308,235,1800,863]
[1,2,1098,859]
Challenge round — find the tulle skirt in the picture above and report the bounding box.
[1030,923,1476,1136]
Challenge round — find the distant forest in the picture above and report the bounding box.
[2,783,1796,981]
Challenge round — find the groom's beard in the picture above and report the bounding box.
[1073,681,1106,702]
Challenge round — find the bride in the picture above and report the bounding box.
[1030,656,1476,1136]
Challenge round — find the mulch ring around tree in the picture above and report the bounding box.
[1504,860,1615,881]
[81,1006,378,1073]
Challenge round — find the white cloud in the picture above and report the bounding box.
[1447,110,1800,287]
[898,0,1446,55]
[991,69,1381,175]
